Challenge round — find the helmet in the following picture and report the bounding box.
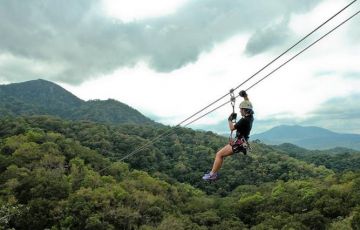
[239,100,253,110]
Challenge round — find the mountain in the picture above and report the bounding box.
[0,79,155,125]
[252,125,360,150]
[0,79,82,117]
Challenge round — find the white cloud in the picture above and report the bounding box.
[289,0,356,35]
[102,0,190,22]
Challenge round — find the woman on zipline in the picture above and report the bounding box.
[202,90,254,181]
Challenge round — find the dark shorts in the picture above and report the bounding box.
[231,138,248,155]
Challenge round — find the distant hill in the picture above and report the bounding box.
[0,79,155,125]
[252,125,360,150]
[272,143,360,173]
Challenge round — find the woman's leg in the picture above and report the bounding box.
[211,144,233,174]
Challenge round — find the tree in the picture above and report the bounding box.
[352,210,360,230]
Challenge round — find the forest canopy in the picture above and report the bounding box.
[1,116,360,229]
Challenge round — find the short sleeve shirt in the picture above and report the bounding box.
[234,115,254,140]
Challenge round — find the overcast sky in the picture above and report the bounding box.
[0,0,359,134]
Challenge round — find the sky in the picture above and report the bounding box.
[0,0,359,134]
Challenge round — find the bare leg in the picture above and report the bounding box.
[211,144,233,174]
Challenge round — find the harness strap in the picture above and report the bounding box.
[229,89,236,145]
[231,136,250,155]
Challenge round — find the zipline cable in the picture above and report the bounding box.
[231,0,357,92]
[99,2,358,170]
[172,0,357,127]
[246,12,360,91]
[183,9,360,127]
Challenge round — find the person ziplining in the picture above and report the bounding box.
[202,90,254,181]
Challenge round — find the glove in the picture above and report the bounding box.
[239,90,247,97]
[228,113,237,121]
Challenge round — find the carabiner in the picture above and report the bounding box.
[230,89,236,113]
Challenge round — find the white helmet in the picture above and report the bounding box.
[239,100,253,110]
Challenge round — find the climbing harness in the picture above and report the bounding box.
[231,137,249,155]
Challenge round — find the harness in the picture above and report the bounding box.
[231,137,249,155]
[228,89,249,155]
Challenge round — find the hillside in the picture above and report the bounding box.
[0,116,333,195]
[0,79,155,125]
[273,143,360,173]
[0,79,82,117]
[252,125,360,150]
[1,116,360,229]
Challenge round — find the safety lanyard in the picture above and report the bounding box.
[229,89,236,145]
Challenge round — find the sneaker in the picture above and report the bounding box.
[202,172,219,181]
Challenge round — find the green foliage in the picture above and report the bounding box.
[329,216,353,230]
[294,210,328,230]
[0,116,360,229]
[0,80,155,125]
[157,216,185,230]
[352,208,360,230]
[0,116,333,196]
[275,143,360,172]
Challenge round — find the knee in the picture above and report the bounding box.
[216,151,224,159]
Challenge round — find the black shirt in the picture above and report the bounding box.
[234,114,254,140]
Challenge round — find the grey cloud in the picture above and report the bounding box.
[245,17,292,56]
[314,71,360,81]
[308,95,360,119]
[315,70,336,77]
[144,0,323,71]
[0,0,323,84]
[347,2,360,44]
[343,71,360,79]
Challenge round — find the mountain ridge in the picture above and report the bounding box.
[252,125,360,150]
[0,79,155,125]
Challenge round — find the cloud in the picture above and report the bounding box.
[308,94,360,133]
[348,8,360,43]
[0,0,324,85]
[245,17,292,56]
[343,71,360,79]
[0,0,140,84]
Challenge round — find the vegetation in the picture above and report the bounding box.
[275,143,360,173]
[0,116,332,195]
[1,116,360,229]
[0,79,154,125]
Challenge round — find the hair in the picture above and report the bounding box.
[243,108,254,115]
